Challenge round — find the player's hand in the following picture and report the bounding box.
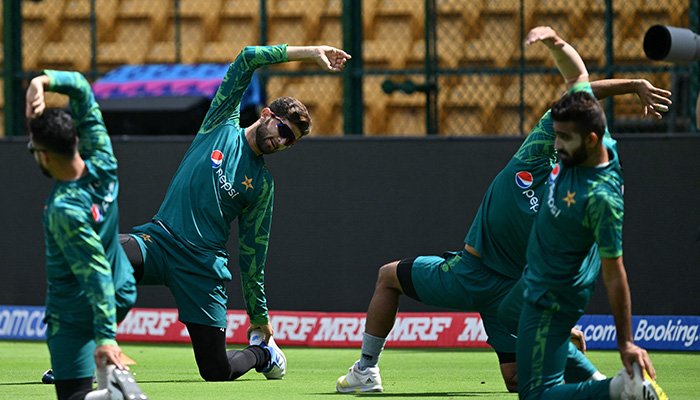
[634,79,672,119]
[619,341,656,381]
[247,323,274,342]
[25,75,50,118]
[95,344,125,370]
[314,46,351,72]
[525,26,565,49]
[570,328,586,354]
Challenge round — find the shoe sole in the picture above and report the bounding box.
[336,377,383,393]
[263,337,286,380]
[112,369,149,400]
[642,370,668,400]
[336,383,384,393]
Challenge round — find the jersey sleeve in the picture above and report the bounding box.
[584,188,624,258]
[43,70,114,165]
[200,45,288,134]
[48,203,118,346]
[237,180,275,325]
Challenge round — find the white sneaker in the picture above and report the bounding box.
[250,329,287,380]
[619,362,668,400]
[336,360,383,393]
[108,368,148,400]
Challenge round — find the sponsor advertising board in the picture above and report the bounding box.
[1,306,697,351]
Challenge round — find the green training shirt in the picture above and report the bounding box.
[42,70,135,346]
[464,82,610,280]
[524,116,624,297]
[154,45,288,324]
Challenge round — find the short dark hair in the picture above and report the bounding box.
[551,91,607,139]
[269,97,311,137]
[29,108,77,157]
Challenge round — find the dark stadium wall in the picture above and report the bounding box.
[1,135,699,316]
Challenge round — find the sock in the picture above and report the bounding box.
[243,346,270,371]
[609,373,625,399]
[587,371,607,381]
[84,388,111,400]
[358,332,386,370]
[96,364,116,390]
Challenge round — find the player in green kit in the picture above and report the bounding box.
[500,26,668,400]
[120,44,351,381]
[26,71,147,400]
[336,29,671,394]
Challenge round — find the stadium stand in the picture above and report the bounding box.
[14,0,690,136]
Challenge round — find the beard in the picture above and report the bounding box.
[254,123,278,155]
[37,161,52,178]
[558,145,588,168]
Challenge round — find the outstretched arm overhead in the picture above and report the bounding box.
[590,79,672,119]
[286,45,351,72]
[526,26,588,89]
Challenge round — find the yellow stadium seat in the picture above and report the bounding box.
[198,19,259,63]
[22,21,46,71]
[178,0,223,41]
[97,20,149,69]
[22,0,64,40]
[38,21,92,71]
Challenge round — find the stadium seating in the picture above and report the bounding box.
[14,0,689,136]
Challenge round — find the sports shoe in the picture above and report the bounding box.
[41,369,55,384]
[618,362,668,400]
[336,360,383,393]
[250,329,287,380]
[108,368,149,400]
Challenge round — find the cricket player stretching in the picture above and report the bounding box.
[26,71,147,400]
[121,44,350,381]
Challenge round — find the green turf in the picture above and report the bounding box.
[0,340,697,399]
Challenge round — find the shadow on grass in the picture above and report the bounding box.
[312,391,511,397]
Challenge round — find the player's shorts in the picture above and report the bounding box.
[45,271,136,380]
[396,249,517,354]
[46,313,98,381]
[129,222,229,328]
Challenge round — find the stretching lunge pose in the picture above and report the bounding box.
[336,29,671,394]
[120,44,351,381]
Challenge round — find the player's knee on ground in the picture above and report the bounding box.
[497,356,518,393]
[197,365,231,382]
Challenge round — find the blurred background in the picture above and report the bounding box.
[2,0,699,137]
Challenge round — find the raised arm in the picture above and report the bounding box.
[201,44,351,134]
[27,70,113,161]
[286,45,351,72]
[526,26,588,88]
[591,79,672,119]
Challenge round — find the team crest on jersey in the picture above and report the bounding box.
[91,204,104,222]
[549,164,561,182]
[515,171,534,189]
[211,150,223,168]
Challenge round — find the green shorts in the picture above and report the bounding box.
[46,272,136,380]
[397,249,517,354]
[46,314,98,380]
[130,222,230,328]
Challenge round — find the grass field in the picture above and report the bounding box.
[1,340,697,399]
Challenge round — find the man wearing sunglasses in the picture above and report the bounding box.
[25,71,148,400]
[120,44,351,382]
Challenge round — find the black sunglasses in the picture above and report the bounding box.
[27,141,48,155]
[270,112,297,147]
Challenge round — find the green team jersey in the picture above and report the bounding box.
[42,70,135,346]
[524,114,624,296]
[154,45,288,324]
[465,82,609,279]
